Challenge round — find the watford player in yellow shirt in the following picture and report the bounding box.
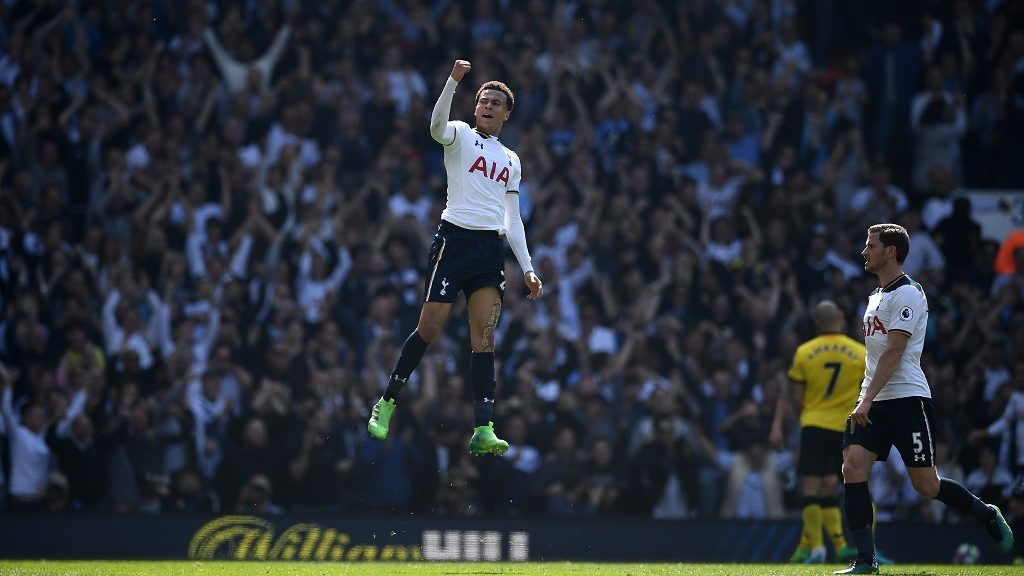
[771,300,864,564]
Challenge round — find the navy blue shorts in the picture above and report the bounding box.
[424,220,505,303]
[798,426,844,477]
[842,396,935,468]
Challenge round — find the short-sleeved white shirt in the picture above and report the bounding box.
[861,274,931,401]
[439,121,521,231]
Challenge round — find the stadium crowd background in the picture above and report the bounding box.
[0,0,1022,537]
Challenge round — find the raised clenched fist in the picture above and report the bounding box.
[451,60,471,82]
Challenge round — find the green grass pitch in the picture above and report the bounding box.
[0,562,1021,576]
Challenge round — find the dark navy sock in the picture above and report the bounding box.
[935,478,994,524]
[383,331,429,402]
[844,482,875,561]
[471,351,496,427]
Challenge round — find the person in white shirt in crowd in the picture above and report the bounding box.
[1,362,75,511]
[101,270,162,372]
[717,440,793,520]
[970,359,1024,478]
[296,242,352,324]
[203,21,291,96]
[773,18,811,88]
[188,369,234,480]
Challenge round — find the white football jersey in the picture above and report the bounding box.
[439,121,521,232]
[861,274,931,400]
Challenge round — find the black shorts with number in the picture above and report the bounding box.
[424,220,505,303]
[842,396,935,468]
[799,426,845,477]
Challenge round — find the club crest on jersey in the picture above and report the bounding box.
[899,306,913,321]
[469,155,510,186]
[864,315,887,337]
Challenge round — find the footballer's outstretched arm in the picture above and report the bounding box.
[505,191,543,300]
[430,60,471,145]
[504,191,533,275]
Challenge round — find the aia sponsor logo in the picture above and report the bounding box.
[468,155,510,186]
[863,315,888,337]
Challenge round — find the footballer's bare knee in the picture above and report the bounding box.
[840,462,861,484]
[417,303,451,342]
[841,448,870,483]
[908,468,940,498]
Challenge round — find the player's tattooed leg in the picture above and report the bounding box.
[481,298,501,352]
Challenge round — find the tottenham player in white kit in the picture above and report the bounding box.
[366,60,543,456]
[835,224,1013,575]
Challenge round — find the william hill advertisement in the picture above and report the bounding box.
[188,515,530,562]
[0,514,995,563]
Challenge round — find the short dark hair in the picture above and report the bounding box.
[868,223,910,264]
[476,81,514,111]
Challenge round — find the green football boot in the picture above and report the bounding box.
[789,547,811,563]
[367,397,396,440]
[833,559,879,575]
[985,503,1015,554]
[836,544,859,563]
[468,421,509,456]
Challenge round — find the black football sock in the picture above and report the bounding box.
[471,351,496,427]
[383,331,429,402]
[844,482,875,561]
[935,478,994,524]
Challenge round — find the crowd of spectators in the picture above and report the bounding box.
[0,0,1023,536]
